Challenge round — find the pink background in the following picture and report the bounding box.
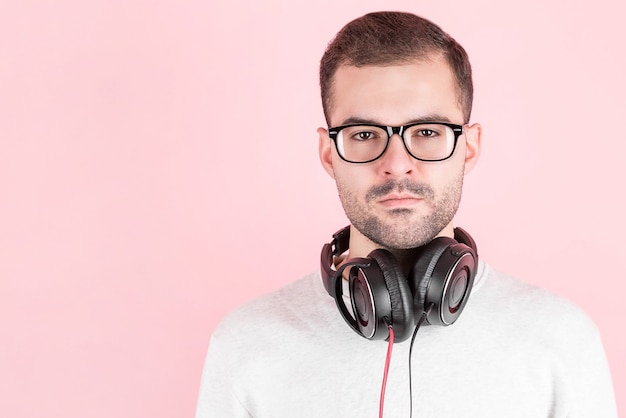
[1,1,624,416]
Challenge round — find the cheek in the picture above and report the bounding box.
[404,163,464,199]
[432,163,465,194]
[333,166,371,194]
[430,149,466,180]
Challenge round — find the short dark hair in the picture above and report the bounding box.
[320,11,473,124]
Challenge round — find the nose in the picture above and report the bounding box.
[378,134,414,176]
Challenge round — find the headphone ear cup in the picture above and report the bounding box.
[367,249,415,342]
[409,237,458,323]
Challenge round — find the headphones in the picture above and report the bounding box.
[320,226,478,343]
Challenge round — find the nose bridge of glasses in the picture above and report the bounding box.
[387,126,404,138]
[386,125,414,155]
[382,125,415,163]
[385,126,408,153]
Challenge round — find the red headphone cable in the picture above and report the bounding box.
[379,318,394,418]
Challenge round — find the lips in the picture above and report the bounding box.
[378,193,424,208]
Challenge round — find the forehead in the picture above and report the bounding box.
[329,57,463,126]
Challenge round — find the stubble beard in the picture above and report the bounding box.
[336,170,464,250]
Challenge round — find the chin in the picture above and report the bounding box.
[371,215,451,249]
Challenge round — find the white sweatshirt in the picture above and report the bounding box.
[196,261,617,417]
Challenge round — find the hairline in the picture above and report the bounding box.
[324,53,468,127]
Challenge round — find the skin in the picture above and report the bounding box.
[318,54,482,274]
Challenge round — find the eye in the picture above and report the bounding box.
[416,129,437,138]
[353,131,376,141]
[339,125,386,143]
[407,124,449,140]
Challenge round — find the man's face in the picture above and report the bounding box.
[318,56,481,251]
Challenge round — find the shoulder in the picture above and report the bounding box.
[205,270,344,386]
[211,270,336,343]
[472,263,600,342]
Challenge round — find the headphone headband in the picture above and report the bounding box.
[320,226,350,298]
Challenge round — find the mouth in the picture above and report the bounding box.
[378,193,424,208]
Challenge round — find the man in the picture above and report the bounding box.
[196,11,617,417]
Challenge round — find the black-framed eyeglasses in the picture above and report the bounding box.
[327,122,464,164]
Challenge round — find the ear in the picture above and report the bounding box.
[463,123,482,174]
[318,127,336,179]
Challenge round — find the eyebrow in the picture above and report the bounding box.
[340,114,454,126]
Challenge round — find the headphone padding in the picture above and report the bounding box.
[410,237,457,315]
[368,249,415,342]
